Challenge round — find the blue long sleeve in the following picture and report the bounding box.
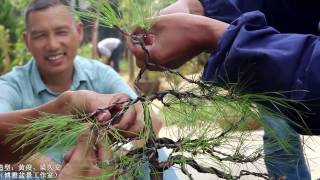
[201,0,263,23]
[203,11,320,134]
[201,0,320,34]
[200,0,241,23]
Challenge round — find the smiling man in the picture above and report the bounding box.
[23,0,81,93]
[0,0,138,112]
[0,0,163,176]
[0,0,136,162]
[23,0,95,94]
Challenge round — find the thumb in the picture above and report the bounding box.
[69,133,95,163]
[63,146,76,164]
[127,31,154,68]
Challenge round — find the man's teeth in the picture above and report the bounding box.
[48,54,64,61]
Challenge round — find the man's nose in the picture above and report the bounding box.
[47,35,60,50]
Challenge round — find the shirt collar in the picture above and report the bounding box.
[71,56,88,90]
[30,58,48,95]
[30,56,88,95]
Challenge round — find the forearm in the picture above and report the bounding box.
[191,14,229,51]
[0,91,71,137]
[160,0,204,15]
[179,0,204,15]
[0,110,46,162]
[0,109,39,163]
[0,91,71,163]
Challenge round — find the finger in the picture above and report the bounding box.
[96,142,109,161]
[112,93,130,103]
[69,133,95,163]
[109,93,135,129]
[143,32,154,46]
[129,44,148,68]
[96,142,115,172]
[113,106,137,131]
[63,146,76,164]
[96,111,112,125]
[126,30,145,60]
[125,34,135,51]
[87,145,98,165]
[127,32,154,68]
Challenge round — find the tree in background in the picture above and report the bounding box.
[0,0,32,73]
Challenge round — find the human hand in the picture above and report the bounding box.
[58,134,114,180]
[127,13,228,70]
[58,90,144,136]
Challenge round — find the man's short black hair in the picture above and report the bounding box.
[25,0,71,28]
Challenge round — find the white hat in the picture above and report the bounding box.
[97,38,121,57]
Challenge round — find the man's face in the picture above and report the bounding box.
[23,5,83,76]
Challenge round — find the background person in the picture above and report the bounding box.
[97,37,122,72]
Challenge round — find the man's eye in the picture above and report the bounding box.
[57,31,68,35]
[33,34,46,39]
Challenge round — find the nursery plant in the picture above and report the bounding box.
[6,0,308,179]
[0,0,32,73]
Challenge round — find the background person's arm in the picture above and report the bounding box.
[128,13,229,69]
[160,0,204,15]
[202,11,320,134]
[161,0,245,24]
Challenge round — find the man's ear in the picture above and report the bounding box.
[76,21,84,43]
[23,31,30,51]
